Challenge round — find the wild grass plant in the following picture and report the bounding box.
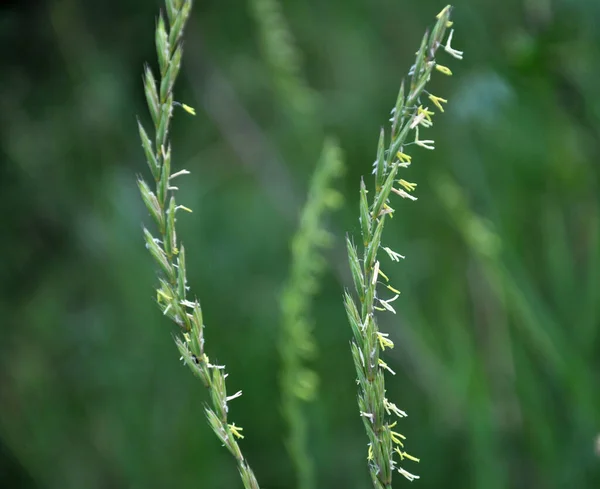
[278,139,344,489]
[248,2,344,489]
[3,0,600,487]
[136,1,259,488]
[343,6,462,488]
[248,0,317,123]
[137,2,461,488]
[433,174,600,489]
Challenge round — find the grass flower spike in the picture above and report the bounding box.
[248,2,345,489]
[343,6,462,488]
[279,140,344,489]
[136,1,260,488]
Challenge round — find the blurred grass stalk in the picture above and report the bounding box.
[248,0,317,124]
[248,1,345,489]
[343,6,462,488]
[279,140,344,489]
[136,1,260,488]
[434,174,600,487]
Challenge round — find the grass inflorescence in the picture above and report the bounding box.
[279,139,344,489]
[343,6,462,488]
[248,0,316,121]
[248,1,345,488]
[137,2,461,488]
[136,1,260,488]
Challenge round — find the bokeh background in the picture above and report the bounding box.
[2,0,600,488]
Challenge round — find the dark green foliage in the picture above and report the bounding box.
[1,1,600,489]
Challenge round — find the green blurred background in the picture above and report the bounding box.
[1,0,600,487]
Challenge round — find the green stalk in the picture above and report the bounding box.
[137,1,260,487]
[343,6,462,488]
[279,139,344,489]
